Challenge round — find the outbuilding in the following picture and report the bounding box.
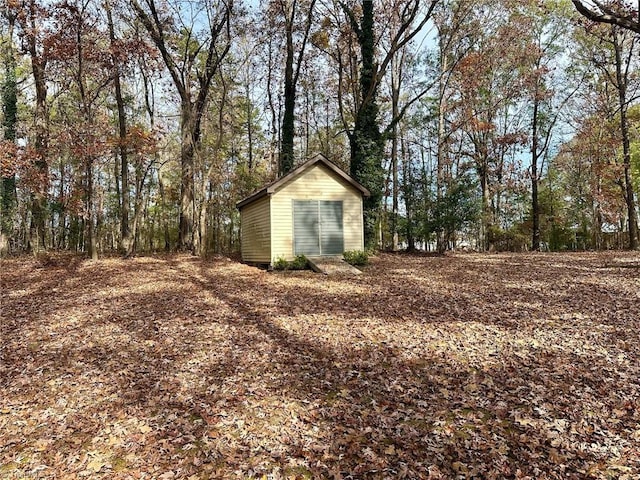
[237,154,370,265]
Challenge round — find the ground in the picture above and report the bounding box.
[1,252,639,479]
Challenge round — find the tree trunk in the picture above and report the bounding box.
[106,0,130,253]
[477,158,491,251]
[157,170,171,251]
[27,0,49,254]
[57,159,66,249]
[179,102,196,252]
[390,53,401,251]
[85,160,98,260]
[246,83,254,170]
[436,52,449,254]
[267,38,279,171]
[278,0,316,176]
[128,174,145,257]
[280,18,295,176]
[401,134,415,251]
[613,28,638,249]
[531,73,541,252]
[1,15,17,254]
[349,0,384,248]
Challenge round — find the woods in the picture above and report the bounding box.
[1,0,639,256]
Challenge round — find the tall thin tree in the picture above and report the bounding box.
[1,6,18,253]
[105,0,131,253]
[275,0,316,176]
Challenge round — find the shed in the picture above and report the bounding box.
[237,154,370,264]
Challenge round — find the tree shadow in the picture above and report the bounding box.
[1,254,638,478]
[188,258,639,478]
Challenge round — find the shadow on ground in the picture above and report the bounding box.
[1,252,638,479]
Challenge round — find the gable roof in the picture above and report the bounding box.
[236,153,370,209]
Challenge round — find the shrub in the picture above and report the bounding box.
[487,225,528,252]
[289,254,308,270]
[272,254,308,271]
[272,256,289,270]
[343,249,369,266]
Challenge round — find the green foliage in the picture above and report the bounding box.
[536,173,579,251]
[343,250,369,266]
[272,255,308,271]
[351,131,384,250]
[2,62,17,142]
[290,254,308,270]
[487,225,529,252]
[272,256,289,270]
[547,224,575,251]
[425,176,480,238]
[235,162,266,198]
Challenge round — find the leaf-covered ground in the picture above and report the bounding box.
[1,252,639,479]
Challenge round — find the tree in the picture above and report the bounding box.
[104,0,131,253]
[15,0,50,254]
[610,25,639,249]
[577,19,639,249]
[1,0,637,255]
[449,0,530,251]
[272,0,316,176]
[1,5,18,253]
[425,173,480,248]
[520,2,576,251]
[47,0,117,259]
[131,0,233,252]
[341,0,438,247]
[432,0,477,252]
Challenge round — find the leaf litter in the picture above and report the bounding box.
[1,252,638,479]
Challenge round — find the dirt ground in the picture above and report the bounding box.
[1,251,639,479]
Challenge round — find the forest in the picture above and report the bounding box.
[1,0,639,258]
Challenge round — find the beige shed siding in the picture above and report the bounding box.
[240,196,271,262]
[270,164,364,260]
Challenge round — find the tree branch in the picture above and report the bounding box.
[571,0,640,33]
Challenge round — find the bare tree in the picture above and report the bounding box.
[130,0,233,252]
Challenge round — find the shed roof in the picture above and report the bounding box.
[236,154,370,209]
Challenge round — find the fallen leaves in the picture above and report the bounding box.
[1,252,639,478]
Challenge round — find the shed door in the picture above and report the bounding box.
[320,200,344,255]
[293,200,343,256]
